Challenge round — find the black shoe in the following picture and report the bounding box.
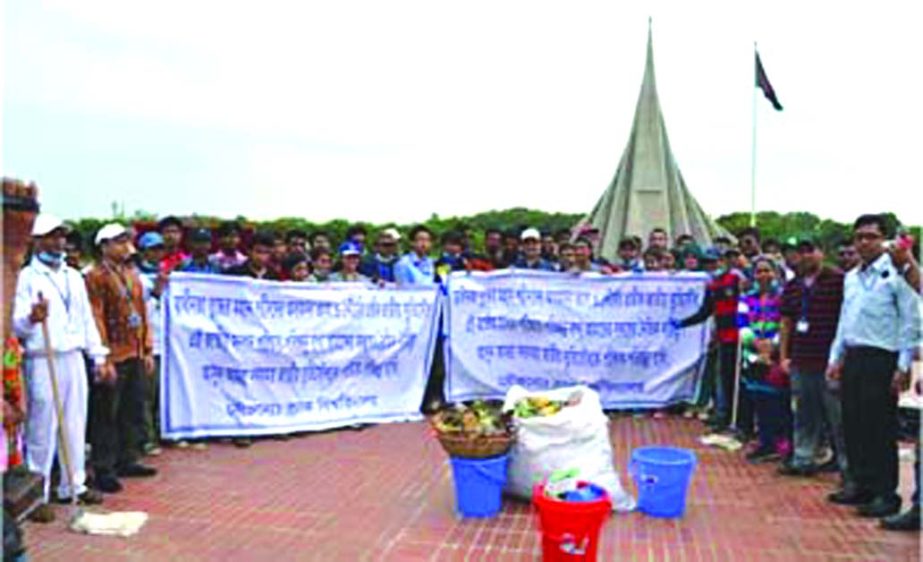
[233,438,252,448]
[816,457,839,474]
[777,461,818,477]
[881,505,922,531]
[746,447,780,464]
[55,489,104,505]
[856,496,901,518]
[95,473,123,493]
[117,463,158,478]
[828,487,874,506]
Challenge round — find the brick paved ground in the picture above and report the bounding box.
[25,417,919,561]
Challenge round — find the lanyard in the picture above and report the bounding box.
[104,262,135,304]
[44,269,72,315]
[800,281,812,321]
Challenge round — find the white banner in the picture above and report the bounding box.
[444,270,709,408]
[161,274,440,438]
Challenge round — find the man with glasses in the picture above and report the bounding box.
[360,228,401,283]
[827,214,921,519]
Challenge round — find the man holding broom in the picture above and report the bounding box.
[13,215,108,522]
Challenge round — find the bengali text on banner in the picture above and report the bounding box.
[444,270,709,408]
[161,274,441,438]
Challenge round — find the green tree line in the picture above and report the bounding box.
[66,208,920,255]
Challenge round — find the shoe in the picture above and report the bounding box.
[143,443,163,457]
[233,438,252,448]
[856,496,901,518]
[746,447,780,464]
[349,424,369,431]
[816,457,839,474]
[55,489,104,505]
[827,487,874,506]
[95,473,123,493]
[27,504,56,523]
[777,461,818,477]
[175,440,190,449]
[733,430,755,444]
[117,463,158,478]
[880,505,922,531]
[192,442,208,451]
[274,434,291,441]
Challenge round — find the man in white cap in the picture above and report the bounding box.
[512,228,555,271]
[84,223,158,494]
[13,215,108,522]
[360,228,401,283]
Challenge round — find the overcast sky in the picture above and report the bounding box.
[3,1,921,227]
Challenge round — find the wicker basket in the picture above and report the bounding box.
[433,429,514,459]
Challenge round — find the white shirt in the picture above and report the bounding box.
[13,257,108,364]
[829,253,922,372]
[140,274,163,356]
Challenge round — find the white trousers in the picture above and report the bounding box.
[24,350,89,501]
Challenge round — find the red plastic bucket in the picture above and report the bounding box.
[532,483,612,562]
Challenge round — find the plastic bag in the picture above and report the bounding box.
[502,385,636,511]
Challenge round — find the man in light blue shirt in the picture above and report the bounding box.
[826,214,922,519]
[393,225,435,287]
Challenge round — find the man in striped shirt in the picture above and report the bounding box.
[676,248,746,433]
[779,239,846,479]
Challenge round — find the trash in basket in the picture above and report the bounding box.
[533,482,611,561]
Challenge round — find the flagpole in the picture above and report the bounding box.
[750,42,758,228]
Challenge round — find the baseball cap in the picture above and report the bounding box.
[189,228,213,243]
[138,231,165,250]
[95,223,130,246]
[520,228,541,241]
[31,214,69,237]
[338,241,361,257]
[382,227,401,241]
[701,248,721,262]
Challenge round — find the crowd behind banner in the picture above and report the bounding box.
[6,212,923,533]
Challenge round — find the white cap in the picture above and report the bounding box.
[31,214,69,237]
[95,223,130,246]
[382,227,401,241]
[520,228,541,241]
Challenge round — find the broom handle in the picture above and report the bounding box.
[40,313,78,506]
[730,334,743,429]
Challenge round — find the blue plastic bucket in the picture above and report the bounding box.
[449,454,509,518]
[630,446,697,518]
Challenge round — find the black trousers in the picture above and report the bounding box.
[841,346,899,498]
[88,358,146,476]
[717,342,753,433]
[421,333,446,413]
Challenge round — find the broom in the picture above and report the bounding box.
[40,298,148,536]
[699,335,744,452]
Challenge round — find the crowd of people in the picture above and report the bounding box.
[6,212,921,534]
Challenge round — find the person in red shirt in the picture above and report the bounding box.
[675,248,749,435]
[157,216,188,273]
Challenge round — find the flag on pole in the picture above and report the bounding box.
[755,52,783,111]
